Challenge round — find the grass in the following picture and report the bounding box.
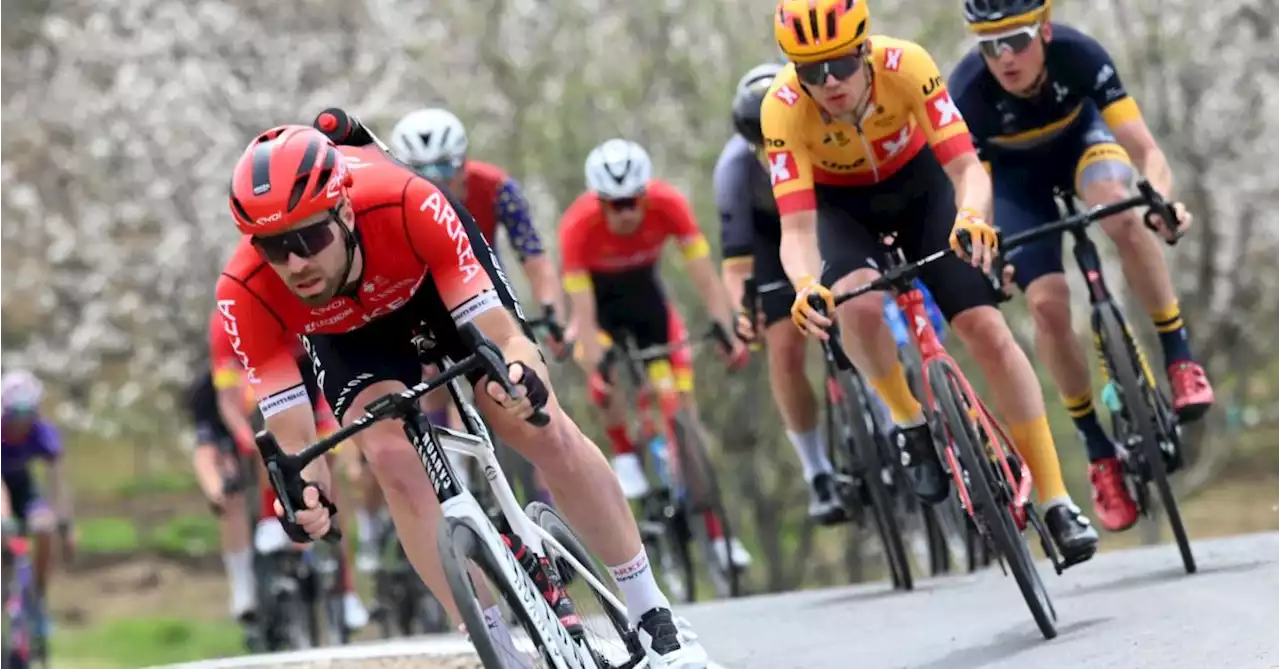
[150,514,221,557]
[77,517,141,554]
[53,617,243,669]
[77,514,219,557]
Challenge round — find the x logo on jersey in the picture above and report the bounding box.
[769,152,798,186]
[929,92,962,129]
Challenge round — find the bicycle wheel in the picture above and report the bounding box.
[640,490,696,603]
[833,371,914,591]
[1096,307,1195,573]
[527,502,644,667]
[928,360,1057,640]
[438,517,570,668]
[671,409,743,599]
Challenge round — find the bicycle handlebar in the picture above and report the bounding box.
[995,179,1182,253]
[254,322,549,543]
[597,322,733,380]
[525,303,570,361]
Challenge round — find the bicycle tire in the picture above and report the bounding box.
[833,371,914,591]
[1096,307,1195,573]
[920,504,950,576]
[439,517,577,668]
[929,360,1057,640]
[527,502,643,666]
[640,491,696,603]
[671,409,743,599]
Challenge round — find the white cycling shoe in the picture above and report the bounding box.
[637,608,709,669]
[712,536,752,569]
[343,592,370,630]
[612,453,651,500]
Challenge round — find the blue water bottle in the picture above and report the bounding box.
[648,435,672,490]
[1100,380,1123,414]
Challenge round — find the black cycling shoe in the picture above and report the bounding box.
[895,424,950,504]
[1044,503,1099,562]
[808,472,849,525]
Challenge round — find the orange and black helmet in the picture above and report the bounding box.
[774,0,871,65]
[228,125,351,236]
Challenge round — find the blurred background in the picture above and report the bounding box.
[2,0,1276,667]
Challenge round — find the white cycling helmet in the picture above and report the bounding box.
[389,108,469,171]
[1,371,44,414]
[584,139,652,199]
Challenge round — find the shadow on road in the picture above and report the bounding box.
[913,617,1110,669]
[1059,559,1271,599]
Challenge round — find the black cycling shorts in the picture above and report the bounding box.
[748,210,796,327]
[185,370,235,452]
[300,189,529,424]
[591,268,676,353]
[1,470,47,530]
[816,146,999,321]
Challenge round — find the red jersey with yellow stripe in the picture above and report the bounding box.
[760,36,975,215]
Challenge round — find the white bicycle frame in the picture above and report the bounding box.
[421,375,629,669]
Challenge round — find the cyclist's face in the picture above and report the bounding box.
[260,202,354,307]
[978,22,1050,94]
[800,49,870,117]
[600,196,646,233]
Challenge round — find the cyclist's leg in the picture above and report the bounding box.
[996,151,1137,531]
[210,435,257,620]
[911,153,1097,557]
[313,393,370,630]
[815,184,948,503]
[592,306,647,500]
[756,224,839,521]
[1072,117,1212,417]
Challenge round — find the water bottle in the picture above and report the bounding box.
[1100,380,1122,414]
[648,435,672,490]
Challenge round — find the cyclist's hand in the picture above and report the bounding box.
[734,309,757,343]
[484,362,550,423]
[790,276,834,339]
[274,483,332,541]
[1145,201,1192,242]
[723,337,749,371]
[1000,262,1017,299]
[950,208,999,274]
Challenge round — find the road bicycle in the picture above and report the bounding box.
[258,321,644,668]
[743,277,914,591]
[995,179,1195,574]
[2,532,47,669]
[828,242,1064,640]
[597,326,744,603]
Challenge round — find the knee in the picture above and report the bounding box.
[952,306,1017,353]
[1086,181,1144,244]
[835,292,886,341]
[1024,280,1073,335]
[765,322,807,375]
[358,423,420,495]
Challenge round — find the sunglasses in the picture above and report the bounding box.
[601,196,643,211]
[977,24,1040,59]
[795,52,865,86]
[252,213,340,264]
[411,159,463,182]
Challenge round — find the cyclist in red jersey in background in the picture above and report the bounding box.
[217,122,709,667]
[559,139,752,572]
[207,309,370,632]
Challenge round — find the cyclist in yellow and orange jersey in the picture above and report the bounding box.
[765,0,1097,562]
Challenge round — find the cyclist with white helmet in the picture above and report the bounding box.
[719,63,851,525]
[1,370,75,636]
[559,139,752,571]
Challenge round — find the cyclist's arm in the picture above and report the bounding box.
[0,480,11,523]
[210,319,261,454]
[659,189,735,334]
[495,179,564,318]
[902,42,987,218]
[1082,41,1173,197]
[761,85,822,286]
[408,178,554,393]
[558,207,605,368]
[212,290,330,491]
[714,143,758,311]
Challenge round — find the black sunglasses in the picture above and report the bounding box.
[977,24,1040,59]
[252,213,340,264]
[601,196,642,211]
[795,52,865,86]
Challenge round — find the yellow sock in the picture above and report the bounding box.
[868,362,923,425]
[1008,416,1069,504]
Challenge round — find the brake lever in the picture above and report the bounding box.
[1136,180,1182,246]
[460,322,551,427]
[256,431,341,543]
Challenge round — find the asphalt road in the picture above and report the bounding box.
[680,532,1279,669]
[163,532,1278,669]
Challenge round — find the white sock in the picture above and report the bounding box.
[786,429,834,482]
[1041,495,1072,512]
[355,509,376,545]
[608,549,670,626]
[224,549,256,617]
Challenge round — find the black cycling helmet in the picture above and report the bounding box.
[962,0,1048,27]
[731,63,783,146]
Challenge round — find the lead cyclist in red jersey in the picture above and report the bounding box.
[217,121,709,667]
[560,139,751,571]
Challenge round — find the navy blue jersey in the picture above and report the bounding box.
[713,134,778,260]
[948,23,1142,158]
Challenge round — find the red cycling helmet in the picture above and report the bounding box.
[228,125,352,236]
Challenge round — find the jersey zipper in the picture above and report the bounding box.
[851,67,880,184]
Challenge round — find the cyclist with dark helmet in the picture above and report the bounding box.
[718,63,848,525]
[949,0,1213,533]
